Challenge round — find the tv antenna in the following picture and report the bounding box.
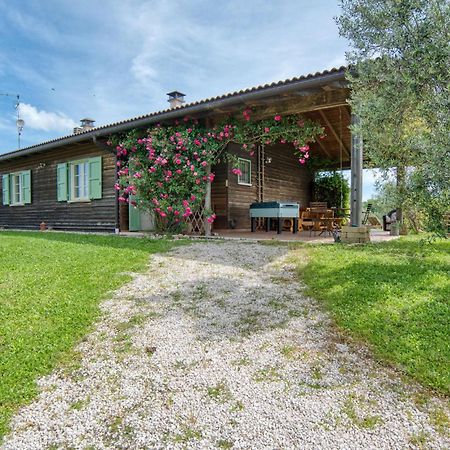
[0,93,24,149]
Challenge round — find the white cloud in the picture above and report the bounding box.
[19,103,77,132]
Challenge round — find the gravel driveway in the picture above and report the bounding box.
[3,241,449,449]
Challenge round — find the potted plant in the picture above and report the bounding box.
[390,221,400,236]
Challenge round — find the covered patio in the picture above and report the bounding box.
[195,67,366,239]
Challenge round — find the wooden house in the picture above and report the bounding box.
[0,66,363,234]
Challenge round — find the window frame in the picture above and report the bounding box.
[237,158,252,186]
[10,172,24,206]
[69,159,90,202]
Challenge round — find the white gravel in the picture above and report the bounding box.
[2,241,449,450]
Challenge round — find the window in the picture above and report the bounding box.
[238,158,251,186]
[57,156,102,202]
[70,161,89,200]
[12,173,23,204]
[2,170,31,206]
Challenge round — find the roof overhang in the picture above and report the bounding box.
[0,67,348,163]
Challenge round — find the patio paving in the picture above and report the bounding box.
[213,228,397,243]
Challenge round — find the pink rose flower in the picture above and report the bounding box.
[274,115,281,121]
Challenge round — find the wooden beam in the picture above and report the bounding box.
[341,104,352,123]
[319,109,350,157]
[211,89,349,120]
[314,138,332,158]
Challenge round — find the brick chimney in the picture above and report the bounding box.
[167,91,185,109]
[74,118,95,134]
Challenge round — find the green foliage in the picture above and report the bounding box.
[0,231,181,438]
[292,236,450,393]
[337,0,450,232]
[367,173,430,233]
[312,171,350,209]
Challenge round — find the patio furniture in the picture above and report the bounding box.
[306,208,335,236]
[362,203,373,225]
[367,216,382,228]
[299,210,314,232]
[318,210,338,236]
[383,209,397,231]
[249,201,299,234]
[310,201,328,209]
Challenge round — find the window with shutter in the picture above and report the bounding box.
[1,170,32,206]
[58,157,102,202]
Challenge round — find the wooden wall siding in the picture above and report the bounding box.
[226,143,258,229]
[0,142,116,231]
[263,143,312,210]
[210,159,228,230]
[211,143,312,230]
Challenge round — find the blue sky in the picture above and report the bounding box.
[0,0,378,199]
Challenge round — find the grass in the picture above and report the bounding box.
[0,231,182,438]
[290,235,450,394]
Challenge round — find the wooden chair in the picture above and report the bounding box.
[299,210,314,232]
[367,216,382,228]
[310,201,328,210]
[362,203,373,225]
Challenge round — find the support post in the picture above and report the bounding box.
[350,115,363,227]
[204,164,212,236]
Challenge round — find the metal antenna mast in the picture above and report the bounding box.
[1,92,25,149]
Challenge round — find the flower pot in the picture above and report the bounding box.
[390,223,400,236]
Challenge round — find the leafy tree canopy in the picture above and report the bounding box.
[337,0,450,232]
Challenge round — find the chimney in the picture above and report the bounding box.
[167,91,185,109]
[74,118,95,134]
[80,118,95,130]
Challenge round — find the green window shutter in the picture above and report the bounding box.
[2,174,10,205]
[21,170,31,204]
[57,163,68,201]
[88,156,102,199]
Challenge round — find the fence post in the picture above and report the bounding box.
[204,164,212,236]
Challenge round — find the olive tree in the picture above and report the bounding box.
[337,0,450,233]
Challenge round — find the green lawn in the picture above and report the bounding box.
[0,231,181,438]
[290,236,450,394]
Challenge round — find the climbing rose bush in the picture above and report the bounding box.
[112,111,324,231]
